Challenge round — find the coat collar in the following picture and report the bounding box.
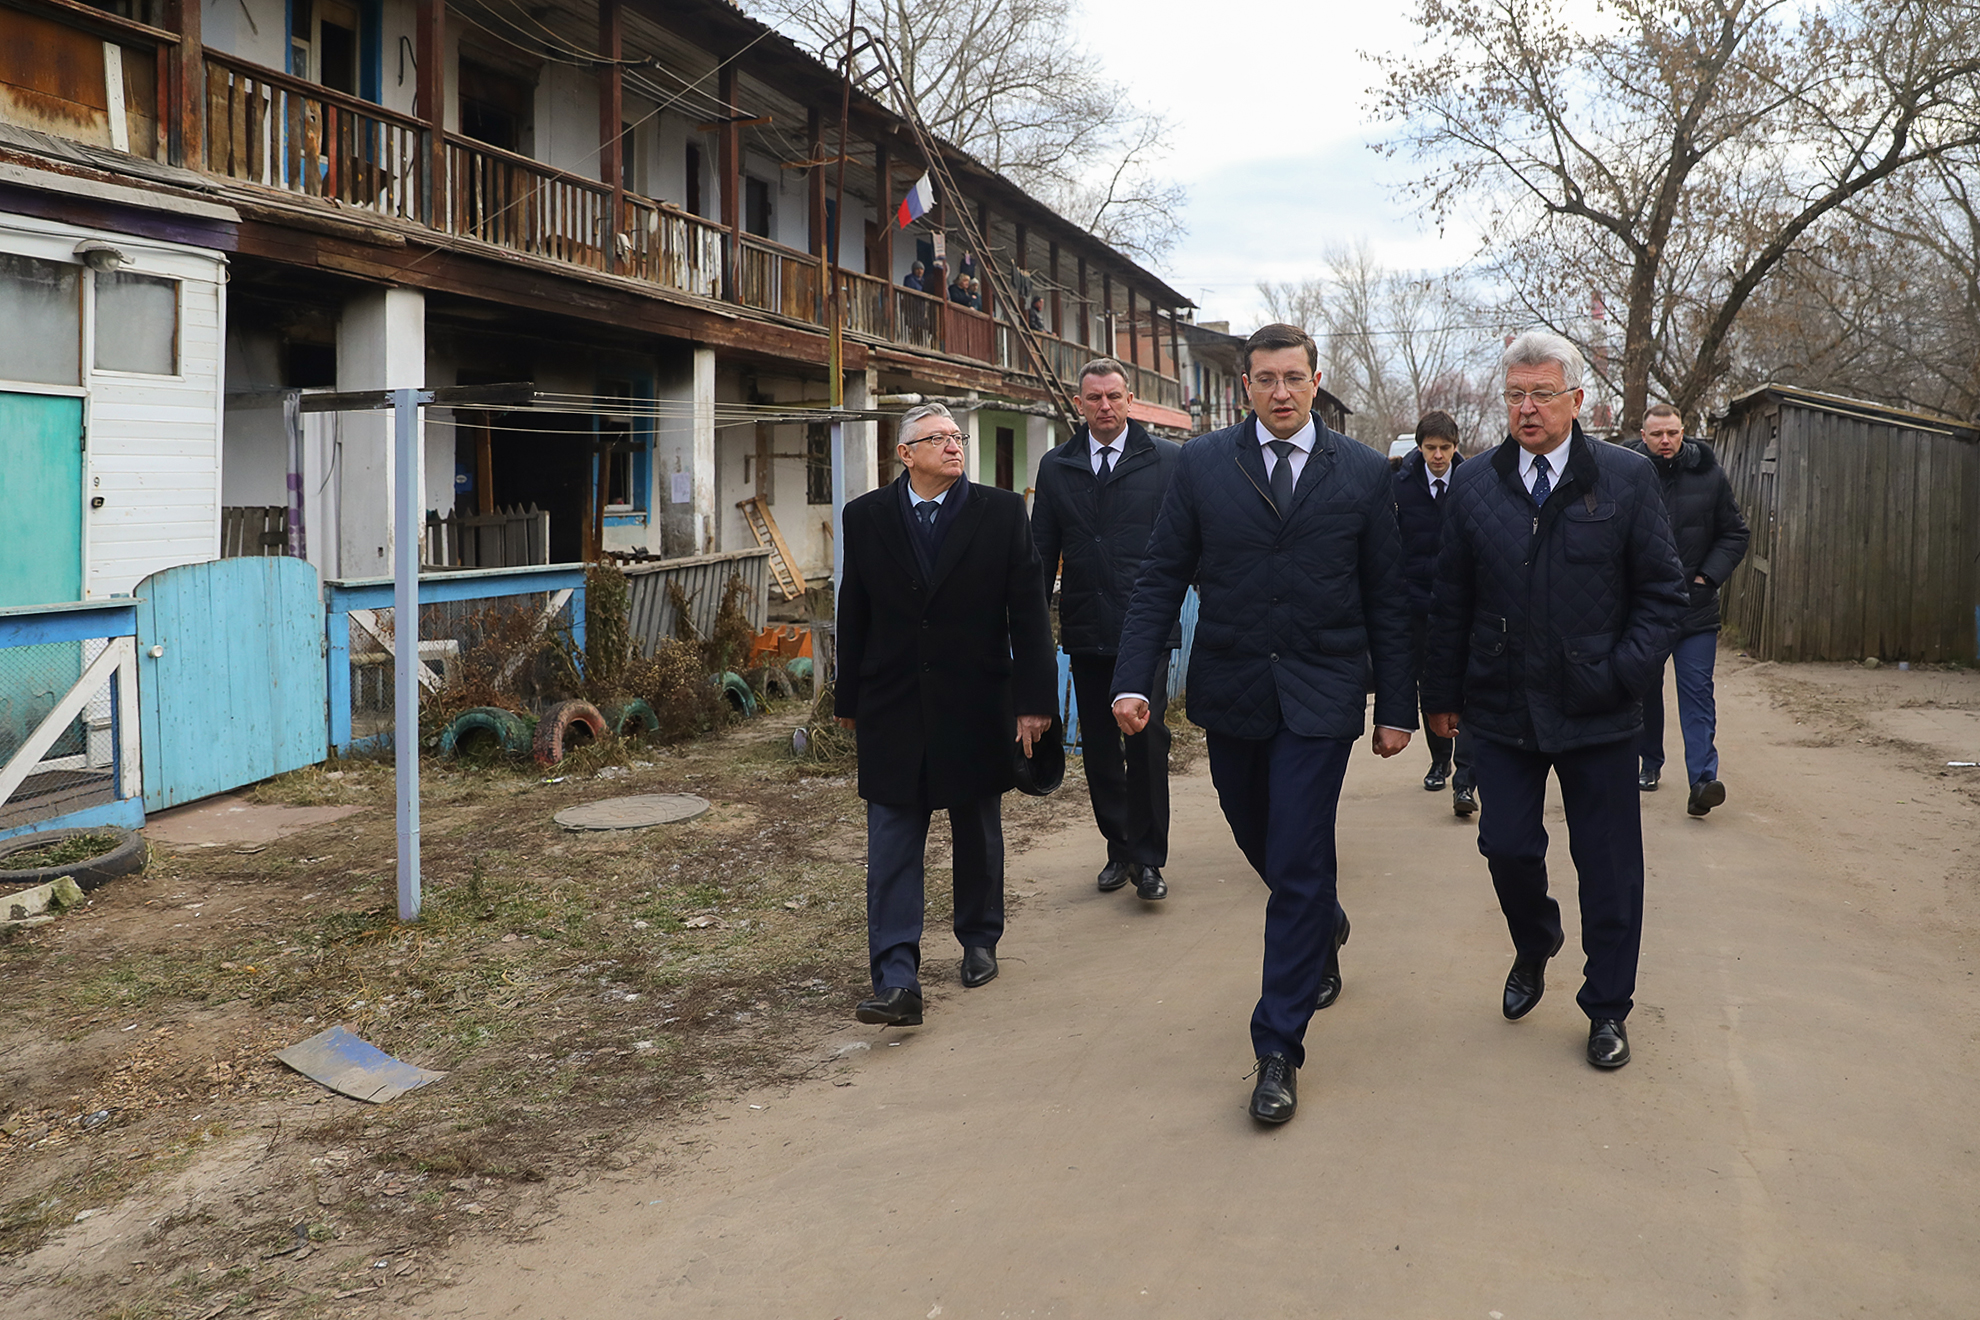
[1489,421,1600,498]
[1234,412,1337,520]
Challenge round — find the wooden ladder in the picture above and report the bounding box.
[737,496,809,601]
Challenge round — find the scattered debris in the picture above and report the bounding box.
[274,1025,447,1104]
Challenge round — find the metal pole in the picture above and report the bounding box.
[393,387,425,921]
[830,420,846,596]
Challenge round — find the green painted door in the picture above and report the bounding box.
[0,393,85,608]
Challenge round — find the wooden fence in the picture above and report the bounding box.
[1715,385,1980,662]
[423,506,550,569]
[220,505,289,557]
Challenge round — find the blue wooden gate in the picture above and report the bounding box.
[135,557,328,810]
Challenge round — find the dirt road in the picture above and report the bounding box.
[419,654,1980,1319]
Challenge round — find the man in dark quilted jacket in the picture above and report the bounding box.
[1110,323,1415,1126]
[1422,330,1685,1072]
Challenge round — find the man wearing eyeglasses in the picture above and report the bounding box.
[1110,323,1416,1125]
[835,403,1057,1029]
[1421,330,1685,1071]
[1032,358,1183,903]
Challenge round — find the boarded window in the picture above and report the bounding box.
[806,422,831,504]
[746,177,772,238]
[0,254,81,386]
[94,271,178,375]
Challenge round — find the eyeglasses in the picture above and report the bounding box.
[1247,374,1314,393]
[903,429,967,450]
[1503,388,1579,407]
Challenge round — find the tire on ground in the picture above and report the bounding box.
[599,699,660,740]
[0,827,148,894]
[438,707,532,759]
[533,699,608,764]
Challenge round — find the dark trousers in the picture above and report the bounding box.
[1472,735,1643,1021]
[1640,630,1720,786]
[1410,612,1473,787]
[1069,651,1171,867]
[1206,728,1351,1068]
[865,793,1004,995]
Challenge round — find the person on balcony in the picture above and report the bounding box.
[1028,296,1047,331]
[903,261,927,292]
[950,273,978,308]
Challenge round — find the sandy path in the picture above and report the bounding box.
[417,655,1980,1318]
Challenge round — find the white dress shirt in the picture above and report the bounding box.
[1257,415,1316,483]
[910,483,951,521]
[1516,438,1569,498]
[1426,466,1451,497]
[1089,431,1128,475]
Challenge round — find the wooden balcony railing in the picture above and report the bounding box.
[837,269,890,338]
[621,195,724,300]
[442,133,613,269]
[736,234,823,325]
[944,303,994,363]
[894,285,943,351]
[203,51,422,221]
[1128,362,1184,411]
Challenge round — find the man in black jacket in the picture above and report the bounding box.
[1394,410,1475,815]
[1032,358,1183,900]
[1629,404,1750,815]
[1423,330,1685,1071]
[834,403,1057,1028]
[1112,324,1415,1125]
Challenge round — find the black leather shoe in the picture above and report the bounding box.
[1503,932,1565,1020]
[1097,860,1134,892]
[1587,1018,1631,1068]
[1135,865,1167,901]
[854,987,923,1026]
[1687,779,1725,817]
[1452,785,1477,817]
[1314,912,1350,1010]
[1638,767,1660,792]
[960,946,998,988]
[1423,761,1451,791]
[1248,1053,1298,1124]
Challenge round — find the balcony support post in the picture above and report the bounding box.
[874,142,891,335]
[599,0,623,272]
[1077,255,1088,346]
[976,200,993,319]
[1102,271,1113,359]
[165,0,203,169]
[416,0,445,226]
[1049,241,1061,337]
[1126,285,1139,368]
[1169,306,1182,390]
[718,65,741,302]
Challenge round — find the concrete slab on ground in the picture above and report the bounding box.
[143,795,365,849]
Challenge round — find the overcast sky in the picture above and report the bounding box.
[1077,0,1483,328]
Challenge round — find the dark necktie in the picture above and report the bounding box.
[1432,477,1446,501]
[1268,440,1296,514]
[1530,454,1551,507]
[1097,445,1115,480]
[916,500,939,533]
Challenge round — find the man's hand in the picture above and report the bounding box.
[1426,713,1460,740]
[1016,715,1053,757]
[1112,697,1150,736]
[836,716,855,730]
[1372,727,1411,758]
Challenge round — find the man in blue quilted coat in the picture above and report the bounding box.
[1110,323,1415,1126]
[1422,330,1686,1071]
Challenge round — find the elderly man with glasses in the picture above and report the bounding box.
[1421,330,1686,1071]
[1110,322,1416,1125]
[834,402,1057,1029]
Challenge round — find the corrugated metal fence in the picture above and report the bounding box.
[624,549,773,654]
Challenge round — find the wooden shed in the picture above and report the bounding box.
[1712,384,1979,663]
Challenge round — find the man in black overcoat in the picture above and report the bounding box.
[1422,330,1686,1071]
[1031,357,1182,901]
[1394,409,1476,815]
[1628,403,1749,815]
[834,403,1056,1028]
[1111,324,1416,1126]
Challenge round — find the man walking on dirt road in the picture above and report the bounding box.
[1110,323,1415,1126]
[835,403,1057,1029]
[1628,403,1749,816]
[1422,330,1685,1071]
[1031,358,1183,903]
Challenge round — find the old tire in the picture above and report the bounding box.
[439,707,532,760]
[534,699,608,764]
[718,672,757,718]
[599,699,660,741]
[0,827,147,895]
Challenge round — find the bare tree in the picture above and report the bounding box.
[1374,0,1980,430]
[746,0,1186,261]
[1258,244,1503,444]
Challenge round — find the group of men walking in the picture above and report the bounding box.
[832,323,1747,1126]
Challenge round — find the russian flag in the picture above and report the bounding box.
[896,172,933,229]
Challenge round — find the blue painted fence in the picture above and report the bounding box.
[0,599,144,839]
[1057,588,1198,753]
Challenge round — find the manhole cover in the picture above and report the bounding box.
[554,794,712,831]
